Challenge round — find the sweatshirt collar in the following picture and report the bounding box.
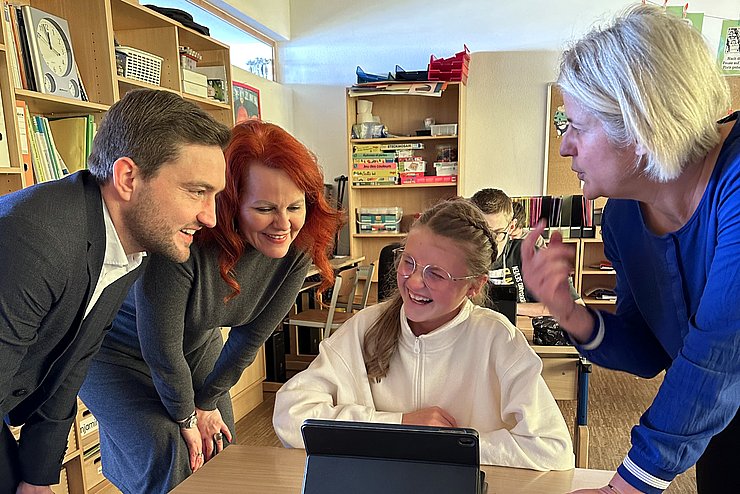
[398,299,474,352]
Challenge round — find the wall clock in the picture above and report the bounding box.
[22,6,83,100]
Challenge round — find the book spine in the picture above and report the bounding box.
[24,109,45,182]
[15,7,35,91]
[352,162,396,169]
[38,117,60,177]
[31,115,54,180]
[3,3,22,88]
[21,5,44,93]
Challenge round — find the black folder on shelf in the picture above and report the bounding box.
[300,419,487,494]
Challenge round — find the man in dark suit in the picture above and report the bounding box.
[0,89,231,494]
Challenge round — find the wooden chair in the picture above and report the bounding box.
[288,267,360,341]
[353,262,376,311]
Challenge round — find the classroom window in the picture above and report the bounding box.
[152,0,275,81]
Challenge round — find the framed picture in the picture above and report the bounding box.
[232,81,261,123]
[543,83,581,196]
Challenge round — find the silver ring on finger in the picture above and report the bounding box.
[213,432,223,441]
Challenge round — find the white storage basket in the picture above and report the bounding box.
[116,46,163,86]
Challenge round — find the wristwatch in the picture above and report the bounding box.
[177,410,198,429]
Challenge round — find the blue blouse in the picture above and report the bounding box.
[577,113,740,493]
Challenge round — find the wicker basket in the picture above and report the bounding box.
[116,46,163,86]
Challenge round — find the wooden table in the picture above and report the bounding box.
[305,255,366,278]
[172,445,613,493]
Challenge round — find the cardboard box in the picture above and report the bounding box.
[182,80,209,98]
[181,68,208,86]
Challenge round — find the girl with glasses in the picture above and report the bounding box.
[273,198,574,470]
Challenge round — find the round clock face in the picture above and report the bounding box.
[36,18,71,77]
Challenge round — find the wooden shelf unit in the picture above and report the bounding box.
[578,237,617,311]
[346,82,466,275]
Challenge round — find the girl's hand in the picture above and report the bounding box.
[196,407,233,460]
[402,406,458,427]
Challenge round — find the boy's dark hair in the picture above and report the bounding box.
[470,188,513,218]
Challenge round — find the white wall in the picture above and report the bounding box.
[282,0,740,196]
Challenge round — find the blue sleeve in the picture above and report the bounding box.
[576,210,672,378]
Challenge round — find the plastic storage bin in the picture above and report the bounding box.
[434,162,458,176]
[357,207,403,233]
[430,124,458,136]
[428,45,471,84]
[116,46,163,86]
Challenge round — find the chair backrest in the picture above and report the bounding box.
[377,242,402,302]
[335,267,359,310]
[321,275,344,339]
[353,262,376,311]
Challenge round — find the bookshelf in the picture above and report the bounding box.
[0,0,235,197]
[578,236,617,311]
[345,82,466,285]
[0,2,262,493]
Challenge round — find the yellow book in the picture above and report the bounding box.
[48,116,88,173]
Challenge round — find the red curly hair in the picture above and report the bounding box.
[197,120,342,301]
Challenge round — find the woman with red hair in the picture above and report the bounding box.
[80,120,342,494]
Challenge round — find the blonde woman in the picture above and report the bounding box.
[522,5,738,494]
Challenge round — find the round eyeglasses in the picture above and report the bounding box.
[393,248,480,290]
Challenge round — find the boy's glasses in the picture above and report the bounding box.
[491,228,509,243]
[393,248,480,290]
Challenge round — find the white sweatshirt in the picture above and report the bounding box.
[273,300,575,471]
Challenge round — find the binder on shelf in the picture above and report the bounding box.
[48,116,89,173]
[26,112,50,182]
[14,100,35,185]
[39,116,69,177]
[0,92,11,167]
[3,3,22,88]
[14,6,37,91]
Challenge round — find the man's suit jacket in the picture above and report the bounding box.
[0,171,146,485]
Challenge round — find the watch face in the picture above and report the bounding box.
[69,79,80,98]
[36,18,71,77]
[44,73,56,93]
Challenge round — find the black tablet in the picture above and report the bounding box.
[300,419,486,494]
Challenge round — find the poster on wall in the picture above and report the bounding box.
[717,19,740,75]
[232,81,261,123]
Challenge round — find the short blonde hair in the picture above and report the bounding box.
[558,4,730,182]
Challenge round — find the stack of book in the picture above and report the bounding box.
[512,195,595,239]
[15,101,96,184]
[351,144,398,186]
[351,152,397,186]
